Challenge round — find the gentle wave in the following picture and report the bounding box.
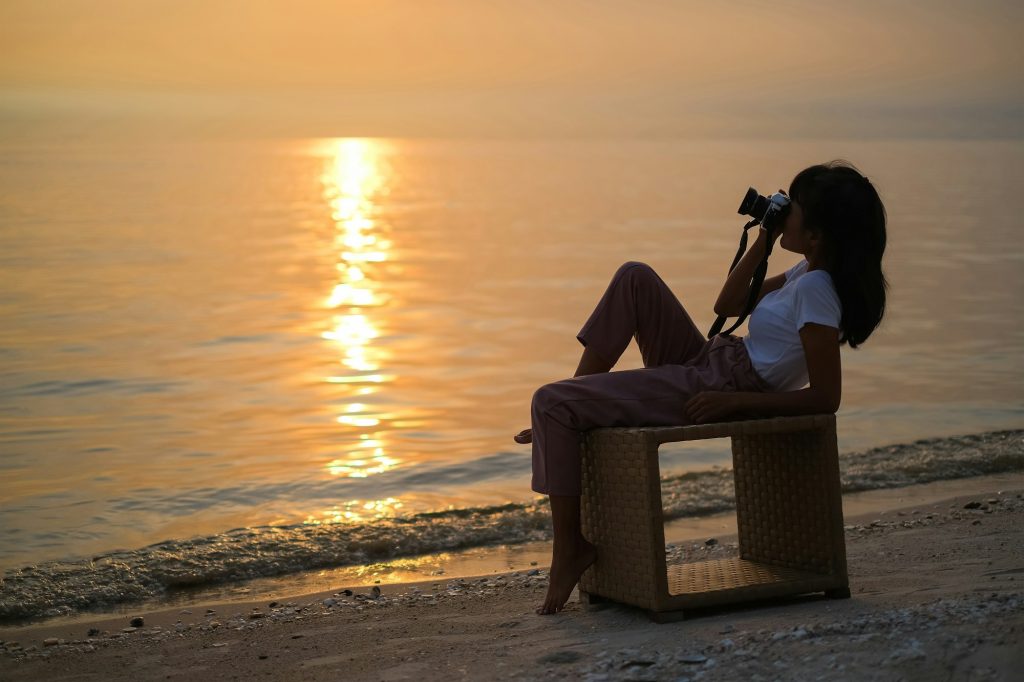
[1,429,1021,622]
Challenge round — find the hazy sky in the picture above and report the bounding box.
[1,0,1021,137]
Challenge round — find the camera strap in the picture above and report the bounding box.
[707,219,776,338]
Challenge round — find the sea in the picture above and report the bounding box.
[1,135,1022,621]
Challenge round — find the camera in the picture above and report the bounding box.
[738,187,791,232]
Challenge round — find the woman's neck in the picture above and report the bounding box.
[805,246,824,271]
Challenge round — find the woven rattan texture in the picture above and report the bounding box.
[579,430,664,611]
[666,558,839,607]
[668,556,816,591]
[733,427,840,573]
[579,416,847,615]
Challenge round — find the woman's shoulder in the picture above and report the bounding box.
[784,259,809,281]
[794,268,841,304]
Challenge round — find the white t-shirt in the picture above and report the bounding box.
[742,259,841,391]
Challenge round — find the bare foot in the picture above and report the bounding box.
[513,428,532,444]
[536,539,597,615]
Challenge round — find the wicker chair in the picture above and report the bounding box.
[578,414,850,622]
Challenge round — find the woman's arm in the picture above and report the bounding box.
[685,323,842,422]
[714,227,787,317]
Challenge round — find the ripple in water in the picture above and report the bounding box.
[1,429,1020,623]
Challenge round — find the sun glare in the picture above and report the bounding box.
[318,139,401,485]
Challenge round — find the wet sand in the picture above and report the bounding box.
[2,476,1023,681]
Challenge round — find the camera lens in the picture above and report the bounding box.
[738,187,771,220]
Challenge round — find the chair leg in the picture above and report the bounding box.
[579,590,613,611]
[648,608,689,624]
[825,586,851,599]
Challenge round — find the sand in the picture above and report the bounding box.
[2,477,1023,681]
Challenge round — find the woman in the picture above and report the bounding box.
[515,160,888,615]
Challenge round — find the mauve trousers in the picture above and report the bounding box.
[530,261,772,496]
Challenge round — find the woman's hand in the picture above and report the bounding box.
[685,391,741,424]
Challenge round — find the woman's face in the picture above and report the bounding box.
[778,200,811,255]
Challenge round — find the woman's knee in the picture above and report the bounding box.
[614,261,657,285]
[531,383,561,416]
[532,381,583,426]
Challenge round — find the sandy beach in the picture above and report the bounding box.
[2,474,1022,681]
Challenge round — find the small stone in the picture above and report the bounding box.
[973,520,982,526]
[342,589,353,596]
[291,634,304,639]
[211,642,227,648]
[121,628,137,633]
[249,611,266,619]
[87,628,100,637]
[180,610,192,615]
[719,624,735,634]
[705,538,718,546]
[539,650,582,664]
[530,561,538,566]
[621,659,656,669]
[322,598,338,607]
[43,638,59,647]
[679,654,708,664]
[268,601,279,608]
[129,616,144,627]
[963,501,982,510]
[371,586,381,598]
[987,498,999,505]
[258,654,268,660]
[527,569,540,576]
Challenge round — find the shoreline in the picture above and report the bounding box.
[3,428,1021,626]
[2,471,1022,634]
[2,474,1023,680]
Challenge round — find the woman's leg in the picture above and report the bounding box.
[576,261,707,370]
[573,344,611,378]
[538,495,597,615]
[514,346,609,444]
[528,262,712,614]
[516,261,706,444]
[530,362,718,614]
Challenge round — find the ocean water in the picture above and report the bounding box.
[1,136,1022,619]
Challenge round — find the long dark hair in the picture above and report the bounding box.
[789,161,888,348]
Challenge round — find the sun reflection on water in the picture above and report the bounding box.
[303,497,405,524]
[317,138,402,495]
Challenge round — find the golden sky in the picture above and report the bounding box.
[1,0,1021,137]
